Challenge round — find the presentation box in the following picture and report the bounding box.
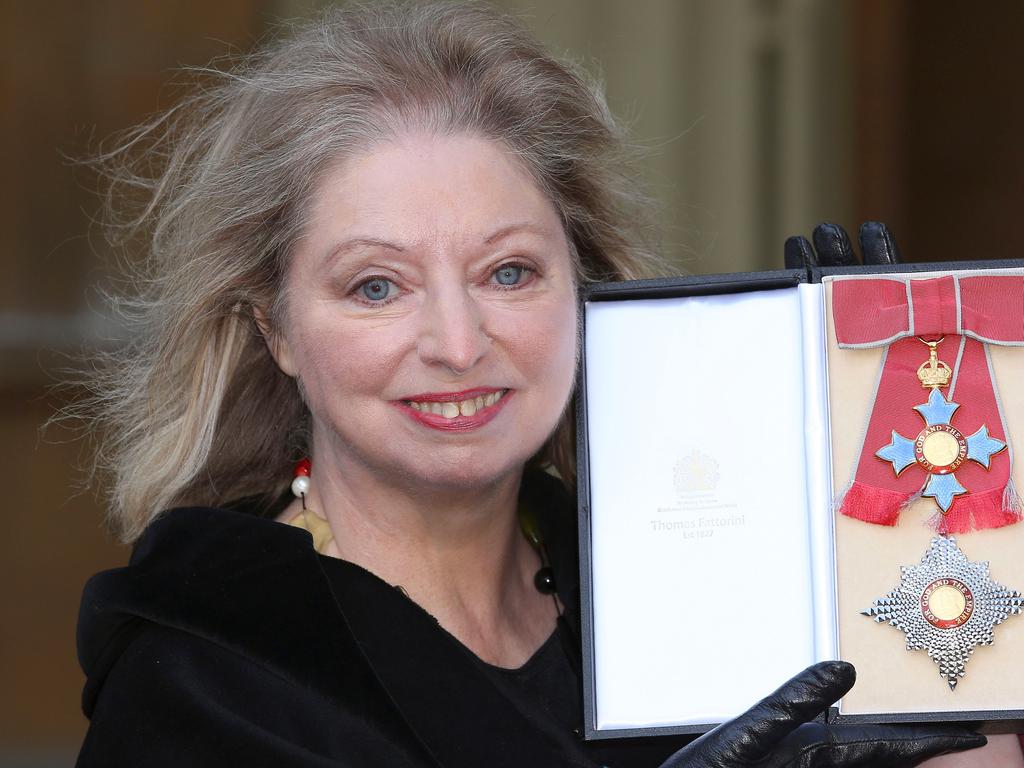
[577,262,1024,739]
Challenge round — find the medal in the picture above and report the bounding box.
[863,536,1023,689]
[831,275,1021,533]
[875,338,1007,514]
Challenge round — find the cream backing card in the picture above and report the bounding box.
[824,275,1024,716]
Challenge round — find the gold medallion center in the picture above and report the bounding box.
[927,585,968,621]
[922,431,960,466]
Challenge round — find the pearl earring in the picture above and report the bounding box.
[291,458,311,508]
[286,458,334,553]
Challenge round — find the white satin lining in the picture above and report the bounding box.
[585,285,836,730]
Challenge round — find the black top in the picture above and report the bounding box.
[474,629,587,758]
[315,555,604,767]
[76,472,692,767]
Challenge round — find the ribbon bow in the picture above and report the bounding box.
[832,274,1024,533]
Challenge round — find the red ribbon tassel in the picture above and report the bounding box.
[832,275,1024,533]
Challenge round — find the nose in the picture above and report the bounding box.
[416,286,491,375]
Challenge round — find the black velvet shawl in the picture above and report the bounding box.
[75,474,689,767]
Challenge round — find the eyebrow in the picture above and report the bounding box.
[321,236,405,268]
[327,237,406,261]
[483,222,553,245]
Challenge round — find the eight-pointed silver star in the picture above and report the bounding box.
[863,536,1023,690]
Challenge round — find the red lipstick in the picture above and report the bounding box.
[394,387,511,432]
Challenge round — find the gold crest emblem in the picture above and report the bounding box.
[674,450,720,495]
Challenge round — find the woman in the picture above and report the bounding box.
[75,3,992,766]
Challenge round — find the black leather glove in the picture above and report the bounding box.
[658,661,985,768]
[785,222,902,269]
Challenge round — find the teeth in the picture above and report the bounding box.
[406,390,506,419]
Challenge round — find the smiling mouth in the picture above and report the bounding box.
[404,389,508,419]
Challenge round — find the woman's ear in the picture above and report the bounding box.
[253,306,298,377]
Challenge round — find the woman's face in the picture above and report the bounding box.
[273,133,578,493]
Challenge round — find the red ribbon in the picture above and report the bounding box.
[832,274,1024,533]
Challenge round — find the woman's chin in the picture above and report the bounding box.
[387,456,527,496]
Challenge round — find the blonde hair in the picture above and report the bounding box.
[85,2,664,542]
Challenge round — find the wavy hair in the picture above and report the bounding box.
[82,1,664,542]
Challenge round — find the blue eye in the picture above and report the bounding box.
[358,277,395,302]
[493,264,526,286]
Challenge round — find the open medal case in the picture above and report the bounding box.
[576,260,1024,739]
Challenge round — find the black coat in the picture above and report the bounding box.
[76,474,689,767]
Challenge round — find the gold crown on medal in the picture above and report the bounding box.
[674,449,720,494]
[917,346,952,389]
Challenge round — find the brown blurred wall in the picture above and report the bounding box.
[1,2,267,760]
[854,1,1024,262]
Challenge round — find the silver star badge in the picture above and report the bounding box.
[863,536,1023,689]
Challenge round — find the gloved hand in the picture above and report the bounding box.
[784,221,902,269]
[658,661,985,768]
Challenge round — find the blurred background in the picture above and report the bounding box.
[5,0,1024,763]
